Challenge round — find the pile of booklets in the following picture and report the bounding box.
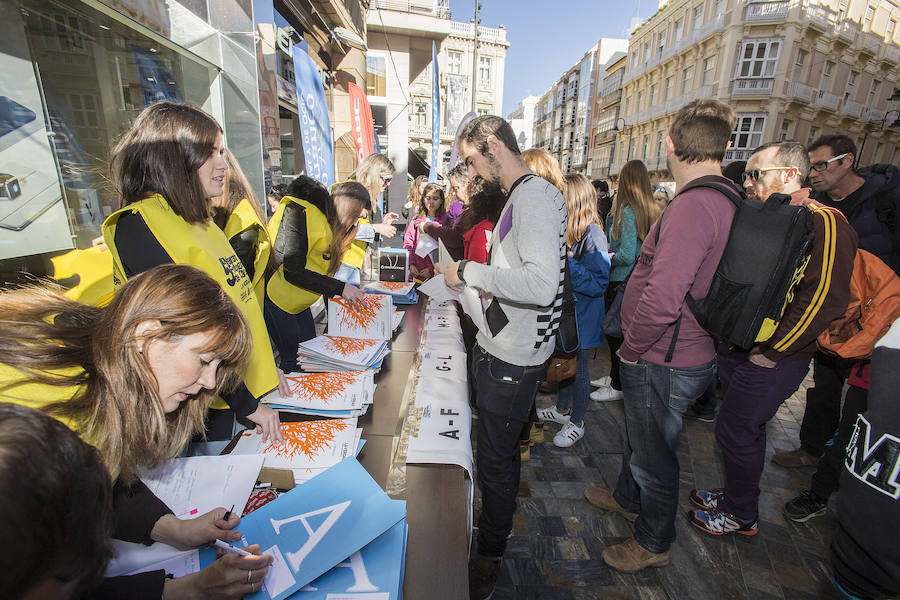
[297,334,390,372]
[260,370,376,418]
[364,280,418,305]
[199,458,407,600]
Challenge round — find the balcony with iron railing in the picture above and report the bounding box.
[372,0,450,18]
[786,81,815,103]
[408,122,455,140]
[448,20,508,43]
[745,1,789,22]
[838,99,865,118]
[732,78,774,96]
[623,14,725,85]
[724,148,753,162]
[815,91,840,111]
[865,107,886,122]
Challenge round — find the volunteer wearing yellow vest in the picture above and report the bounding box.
[343,153,400,283]
[101,101,284,443]
[0,265,273,599]
[212,148,271,310]
[265,177,369,372]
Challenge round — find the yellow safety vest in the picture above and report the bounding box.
[266,196,333,314]
[102,195,277,400]
[342,217,368,270]
[223,198,271,310]
[50,245,115,306]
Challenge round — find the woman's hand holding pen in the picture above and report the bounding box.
[150,508,241,551]
[162,545,272,600]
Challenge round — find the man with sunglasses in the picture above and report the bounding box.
[773,135,900,474]
[689,141,856,537]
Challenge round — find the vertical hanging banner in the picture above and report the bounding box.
[428,41,440,183]
[347,82,375,165]
[292,41,335,188]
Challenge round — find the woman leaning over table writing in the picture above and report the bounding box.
[0,265,273,599]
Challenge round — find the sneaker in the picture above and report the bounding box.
[584,486,638,521]
[601,537,670,573]
[685,406,716,423]
[536,405,571,425]
[689,509,758,536]
[469,554,502,600]
[553,422,584,447]
[772,447,820,468]
[590,386,625,402]
[783,489,828,523]
[689,488,725,510]
[591,375,612,388]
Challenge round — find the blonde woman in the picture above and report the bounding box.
[522,148,565,193]
[592,159,658,402]
[536,174,610,447]
[347,153,400,281]
[0,265,273,599]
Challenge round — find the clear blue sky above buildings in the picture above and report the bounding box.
[447,0,657,115]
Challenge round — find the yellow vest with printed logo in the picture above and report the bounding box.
[50,245,115,307]
[102,195,277,400]
[266,196,333,314]
[223,198,271,310]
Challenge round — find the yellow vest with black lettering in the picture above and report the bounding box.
[50,245,115,306]
[266,196,333,314]
[102,195,277,400]
[223,198,271,310]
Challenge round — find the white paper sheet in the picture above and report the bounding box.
[414,232,438,258]
[417,273,459,303]
[457,286,487,334]
[437,238,453,268]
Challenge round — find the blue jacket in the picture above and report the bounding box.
[606,205,641,282]
[569,223,611,349]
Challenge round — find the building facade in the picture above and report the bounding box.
[366,0,508,211]
[588,52,627,181]
[507,95,540,151]
[618,0,900,181]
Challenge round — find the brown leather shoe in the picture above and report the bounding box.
[469,554,502,600]
[772,447,819,468]
[584,486,638,521]
[602,537,670,573]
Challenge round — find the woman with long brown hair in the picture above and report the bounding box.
[102,101,284,444]
[537,174,610,447]
[265,177,370,372]
[0,264,273,599]
[592,159,659,402]
[403,182,448,281]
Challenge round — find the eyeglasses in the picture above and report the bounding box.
[810,153,849,172]
[380,175,393,185]
[742,167,795,181]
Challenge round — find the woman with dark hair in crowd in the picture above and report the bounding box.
[404,182,448,281]
[445,162,469,224]
[592,159,659,402]
[593,179,612,224]
[265,177,369,371]
[0,265,272,599]
[102,101,284,443]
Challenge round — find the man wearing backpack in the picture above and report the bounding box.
[689,141,857,536]
[584,100,740,573]
[773,135,900,470]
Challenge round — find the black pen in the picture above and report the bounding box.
[223,504,235,521]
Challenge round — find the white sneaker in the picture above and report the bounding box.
[590,375,612,388]
[553,422,585,447]
[590,386,625,402]
[536,406,571,425]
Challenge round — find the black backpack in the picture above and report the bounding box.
[661,176,814,361]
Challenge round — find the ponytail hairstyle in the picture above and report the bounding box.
[326,181,370,275]
[563,173,599,246]
[0,265,251,481]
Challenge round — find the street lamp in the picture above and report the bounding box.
[856,88,900,169]
[614,117,633,167]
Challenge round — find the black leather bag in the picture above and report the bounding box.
[555,257,580,352]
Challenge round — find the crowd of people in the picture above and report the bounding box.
[1,97,899,600]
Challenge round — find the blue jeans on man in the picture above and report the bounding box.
[555,348,591,424]
[472,344,548,557]
[613,358,716,553]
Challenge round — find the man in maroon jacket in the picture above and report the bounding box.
[584,99,740,573]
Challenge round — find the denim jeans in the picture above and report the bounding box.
[263,297,315,373]
[613,357,716,554]
[555,348,590,425]
[472,344,547,557]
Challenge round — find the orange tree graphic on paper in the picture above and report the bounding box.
[323,335,378,357]
[332,296,383,331]
[265,420,349,460]
[286,372,357,404]
[377,281,411,292]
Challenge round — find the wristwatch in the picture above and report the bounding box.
[457,260,469,284]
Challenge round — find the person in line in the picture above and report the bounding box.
[265,177,369,372]
[591,160,659,402]
[347,153,400,281]
[689,141,856,537]
[445,162,469,224]
[403,183,448,281]
[402,175,428,220]
[584,100,740,573]
[593,179,612,225]
[0,265,273,599]
[439,115,566,600]
[536,173,610,448]
[2,403,113,600]
[102,101,284,444]
[773,135,900,470]
[266,183,288,217]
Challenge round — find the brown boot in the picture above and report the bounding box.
[772,447,819,468]
[584,486,638,521]
[602,537,670,573]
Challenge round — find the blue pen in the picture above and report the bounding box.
[212,538,253,556]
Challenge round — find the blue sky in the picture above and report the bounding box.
[448,0,656,115]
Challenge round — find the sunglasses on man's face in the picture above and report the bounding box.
[742,166,795,181]
[809,153,849,173]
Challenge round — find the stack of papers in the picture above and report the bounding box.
[260,371,375,418]
[297,335,390,372]
[327,293,392,340]
[198,458,407,600]
[364,280,419,305]
[232,419,362,484]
